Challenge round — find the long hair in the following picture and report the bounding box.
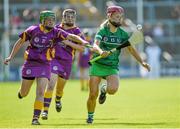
[100,19,109,28]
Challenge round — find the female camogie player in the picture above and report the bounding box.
[41,9,86,120]
[86,6,151,124]
[4,10,89,125]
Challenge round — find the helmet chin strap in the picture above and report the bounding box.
[44,26,53,31]
[42,20,53,31]
[64,23,74,27]
[109,20,121,28]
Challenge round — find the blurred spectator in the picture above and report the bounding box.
[52,6,62,23]
[10,13,22,34]
[145,36,161,79]
[171,5,180,21]
[23,8,39,23]
[23,8,34,22]
[106,1,116,7]
[32,10,39,22]
[152,22,165,38]
[78,29,92,91]
[143,23,153,37]
[139,52,148,78]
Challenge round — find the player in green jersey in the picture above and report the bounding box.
[86,6,151,124]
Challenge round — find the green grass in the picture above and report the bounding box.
[0,78,180,128]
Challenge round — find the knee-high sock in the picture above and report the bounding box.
[56,84,63,100]
[55,93,63,102]
[43,91,53,113]
[33,100,43,120]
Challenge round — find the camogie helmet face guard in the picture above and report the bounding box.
[107,6,124,27]
[40,10,56,28]
[62,9,76,27]
[107,6,124,15]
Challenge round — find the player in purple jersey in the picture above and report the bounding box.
[4,10,89,125]
[41,9,87,120]
[78,29,92,91]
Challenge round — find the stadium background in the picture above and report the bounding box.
[0,0,179,128]
[0,0,180,81]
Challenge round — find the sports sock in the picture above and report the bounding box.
[56,91,63,101]
[43,91,53,113]
[88,112,94,119]
[33,100,43,120]
[55,95,62,102]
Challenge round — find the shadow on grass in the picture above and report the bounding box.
[56,117,118,121]
[42,120,168,127]
[94,122,167,126]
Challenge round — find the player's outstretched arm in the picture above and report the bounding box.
[62,40,85,52]
[4,38,25,65]
[92,39,109,58]
[126,45,151,72]
[67,34,89,45]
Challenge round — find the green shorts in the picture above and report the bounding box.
[89,62,119,77]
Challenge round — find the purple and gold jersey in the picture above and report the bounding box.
[51,24,84,79]
[53,24,83,60]
[19,24,69,79]
[19,24,69,63]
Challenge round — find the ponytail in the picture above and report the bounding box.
[100,20,108,28]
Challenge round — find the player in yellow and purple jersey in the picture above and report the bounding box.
[4,10,89,125]
[41,9,86,120]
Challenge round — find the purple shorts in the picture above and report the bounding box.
[51,59,72,80]
[79,55,90,68]
[22,61,51,80]
[79,60,89,68]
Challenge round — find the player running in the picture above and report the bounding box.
[4,10,89,125]
[41,9,86,120]
[78,29,92,91]
[86,6,151,124]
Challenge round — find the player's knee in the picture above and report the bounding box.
[47,84,55,91]
[37,89,45,97]
[20,89,31,97]
[107,87,118,95]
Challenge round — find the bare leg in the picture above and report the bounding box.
[98,75,119,104]
[46,73,58,91]
[80,68,85,90]
[87,76,101,122]
[18,79,34,98]
[36,78,48,101]
[106,75,119,95]
[56,76,67,97]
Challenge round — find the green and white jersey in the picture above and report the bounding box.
[93,25,129,69]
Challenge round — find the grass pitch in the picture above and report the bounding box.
[0,78,179,128]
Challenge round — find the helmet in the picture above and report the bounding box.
[107,6,124,28]
[40,10,55,24]
[62,9,76,26]
[62,9,76,17]
[107,6,124,15]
